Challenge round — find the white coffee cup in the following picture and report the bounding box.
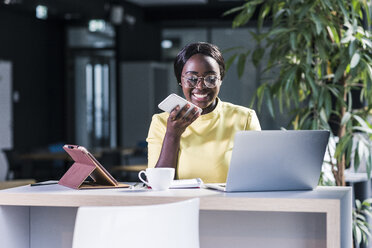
[138,168,175,191]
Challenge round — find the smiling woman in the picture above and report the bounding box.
[146,42,261,183]
[180,54,221,114]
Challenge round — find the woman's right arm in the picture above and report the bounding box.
[155,104,200,169]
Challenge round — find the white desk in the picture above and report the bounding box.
[0,184,352,248]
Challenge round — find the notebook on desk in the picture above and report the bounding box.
[204,130,330,192]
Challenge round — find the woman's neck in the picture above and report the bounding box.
[201,98,218,115]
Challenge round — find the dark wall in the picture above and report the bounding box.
[116,4,161,61]
[0,9,66,151]
[114,4,161,146]
[0,4,162,151]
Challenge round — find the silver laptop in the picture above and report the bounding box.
[204,130,330,192]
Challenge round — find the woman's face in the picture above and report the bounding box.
[180,53,221,114]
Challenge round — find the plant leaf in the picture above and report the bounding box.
[267,28,292,37]
[351,52,361,68]
[225,53,238,72]
[310,13,323,35]
[354,115,372,130]
[232,6,257,28]
[223,4,247,16]
[237,53,247,78]
[258,3,271,30]
[333,61,348,83]
[265,87,274,117]
[354,142,360,171]
[341,112,351,126]
[252,47,265,67]
[290,32,296,50]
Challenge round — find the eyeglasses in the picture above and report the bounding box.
[181,74,221,88]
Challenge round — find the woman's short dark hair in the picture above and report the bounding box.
[174,42,225,84]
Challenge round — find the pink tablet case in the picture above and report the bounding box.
[58,145,129,189]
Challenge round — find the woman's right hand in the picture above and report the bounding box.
[166,104,200,137]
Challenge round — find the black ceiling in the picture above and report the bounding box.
[1,0,110,20]
[142,2,244,23]
[0,0,245,23]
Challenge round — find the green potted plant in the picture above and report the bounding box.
[224,0,372,246]
[224,0,372,185]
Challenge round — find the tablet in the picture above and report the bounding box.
[58,145,130,189]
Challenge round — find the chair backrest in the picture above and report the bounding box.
[72,198,200,248]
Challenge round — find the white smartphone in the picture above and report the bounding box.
[158,93,202,116]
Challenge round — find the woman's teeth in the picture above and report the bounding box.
[193,93,208,99]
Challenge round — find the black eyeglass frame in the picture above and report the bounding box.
[180,75,222,89]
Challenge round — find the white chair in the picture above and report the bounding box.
[72,198,200,248]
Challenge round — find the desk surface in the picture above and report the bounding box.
[0,184,352,248]
[0,184,351,212]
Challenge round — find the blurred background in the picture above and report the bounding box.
[0,0,288,182]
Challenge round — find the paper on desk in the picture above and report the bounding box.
[170,178,203,189]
